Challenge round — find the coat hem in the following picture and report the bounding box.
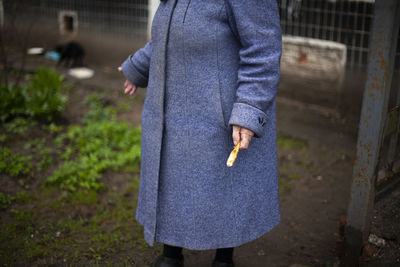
[150,216,281,250]
[136,213,155,247]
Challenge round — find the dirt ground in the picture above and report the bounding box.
[2,38,399,266]
[76,55,400,266]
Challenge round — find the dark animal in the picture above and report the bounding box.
[55,41,85,67]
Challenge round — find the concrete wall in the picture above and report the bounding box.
[279,35,348,111]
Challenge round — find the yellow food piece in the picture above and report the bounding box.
[226,141,240,167]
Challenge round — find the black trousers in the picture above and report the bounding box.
[163,243,234,263]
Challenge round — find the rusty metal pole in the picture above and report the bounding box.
[340,0,400,266]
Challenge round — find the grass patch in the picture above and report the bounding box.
[277,134,308,150]
[0,191,33,210]
[278,169,302,192]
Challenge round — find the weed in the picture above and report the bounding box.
[0,147,33,177]
[2,117,37,134]
[277,134,308,150]
[10,208,33,224]
[14,190,34,203]
[0,192,15,210]
[26,66,69,121]
[65,190,98,205]
[42,122,64,134]
[0,82,30,122]
[24,137,46,150]
[0,66,69,123]
[37,148,54,172]
[26,244,45,259]
[118,102,130,112]
[0,191,31,210]
[82,93,117,123]
[46,93,141,191]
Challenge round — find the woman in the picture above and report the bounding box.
[119,0,282,266]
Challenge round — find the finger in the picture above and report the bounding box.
[125,84,133,94]
[240,127,254,138]
[124,80,129,87]
[232,125,241,146]
[118,66,122,72]
[239,133,252,150]
[124,84,131,94]
[129,85,137,96]
[124,82,130,92]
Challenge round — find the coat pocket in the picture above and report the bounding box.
[216,82,228,130]
[182,0,191,23]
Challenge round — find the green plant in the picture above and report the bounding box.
[0,191,31,210]
[46,93,141,191]
[0,147,33,177]
[46,122,141,191]
[24,137,46,150]
[37,148,54,172]
[0,82,30,122]
[42,122,63,134]
[277,134,308,150]
[2,117,36,134]
[0,67,68,124]
[0,192,15,210]
[82,93,117,123]
[26,66,69,121]
[118,102,129,112]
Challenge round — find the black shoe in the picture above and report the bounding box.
[211,260,235,267]
[153,254,184,267]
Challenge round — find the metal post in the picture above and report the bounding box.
[147,0,159,41]
[341,0,400,266]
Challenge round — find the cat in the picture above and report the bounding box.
[55,41,85,68]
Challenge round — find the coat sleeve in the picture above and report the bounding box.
[225,0,282,138]
[121,39,152,88]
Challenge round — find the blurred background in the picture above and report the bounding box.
[0,0,399,266]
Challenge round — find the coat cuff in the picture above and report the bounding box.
[228,102,268,138]
[121,56,149,88]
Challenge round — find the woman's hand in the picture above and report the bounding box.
[118,66,137,96]
[232,125,254,150]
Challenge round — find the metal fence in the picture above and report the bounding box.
[3,0,149,41]
[277,0,400,69]
[3,0,400,69]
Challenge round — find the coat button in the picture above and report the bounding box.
[258,117,265,126]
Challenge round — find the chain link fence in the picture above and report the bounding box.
[278,0,400,69]
[3,0,149,41]
[2,0,400,69]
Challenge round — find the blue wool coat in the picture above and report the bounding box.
[121,0,282,250]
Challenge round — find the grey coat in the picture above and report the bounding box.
[121,0,282,250]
